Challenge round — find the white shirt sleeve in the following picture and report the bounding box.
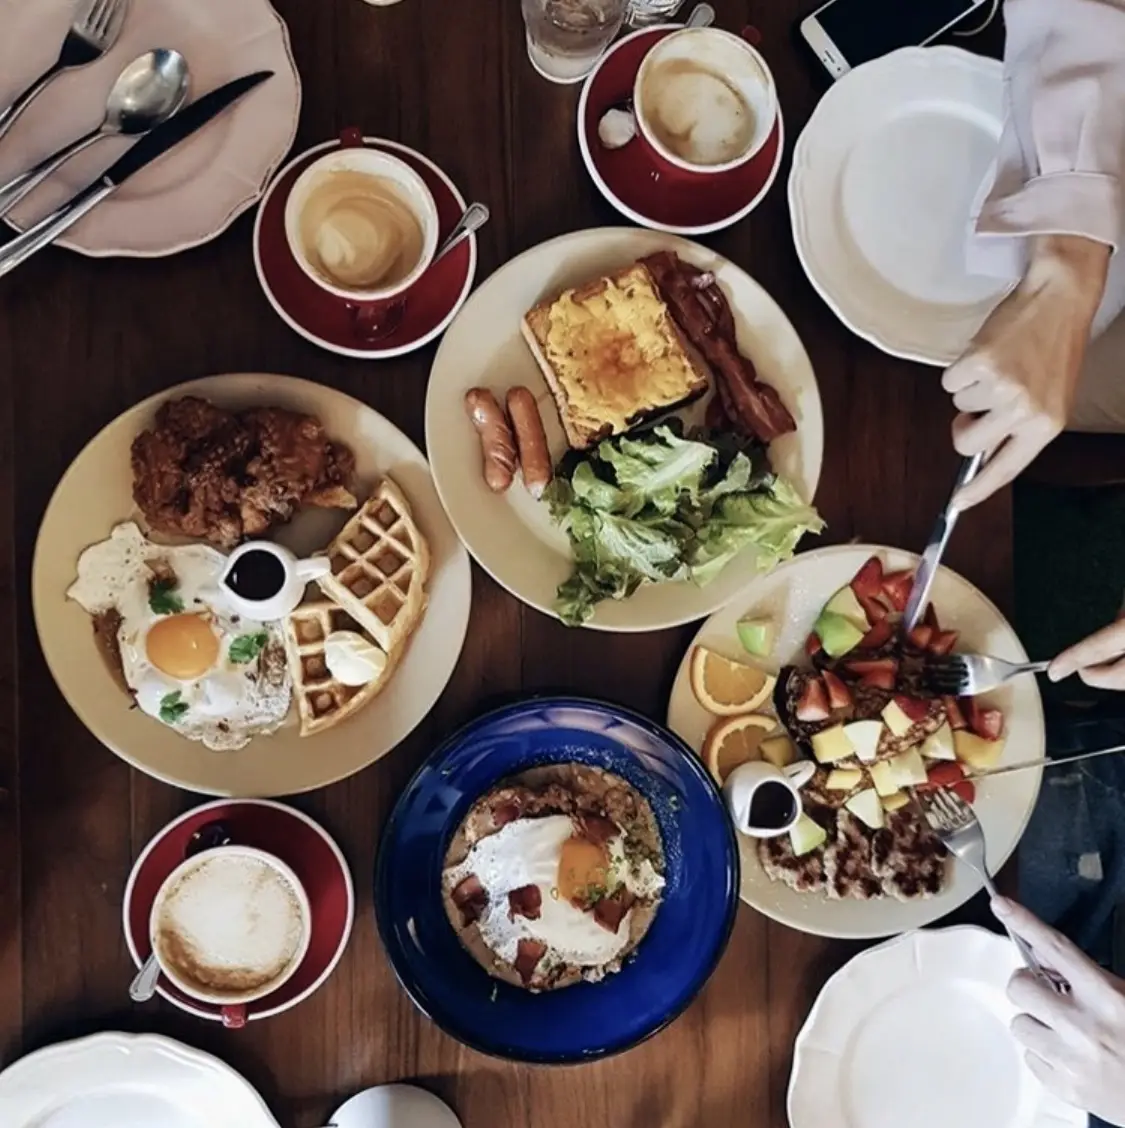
[975,0,1125,249]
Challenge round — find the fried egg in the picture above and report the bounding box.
[67,522,291,751]
[444,814,664,971]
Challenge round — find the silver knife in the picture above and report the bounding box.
[0,70,273,279]
[944,742,1125,785]
[902,452,985,632]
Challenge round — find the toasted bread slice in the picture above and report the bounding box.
[521,262,710,450]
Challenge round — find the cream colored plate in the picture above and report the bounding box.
[425,226,824,631]
[666,544,1044,939]
[789,928,1084,1128]
[0,1032,279,1128]
[0,0,300,256]
[32,373,472,797]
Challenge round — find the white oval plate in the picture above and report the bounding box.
[666,544,1044,938]
[789,927,1085,1128]
[32,373,472,797]
[0,1032,279,1128]
[789,46,1011,366]
[0,0,301,256]
[425,226,824,632]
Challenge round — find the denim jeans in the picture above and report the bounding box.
[1018,714,1125,1128]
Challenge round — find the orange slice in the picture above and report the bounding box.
[689,646,776,715]
[703,713,778,784]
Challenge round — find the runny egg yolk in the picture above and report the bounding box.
[557,834,610,906]
[146,613,220,680]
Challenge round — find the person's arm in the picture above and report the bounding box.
[944,0,1125,511]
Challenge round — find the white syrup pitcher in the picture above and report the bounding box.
[217,541,330,621]
[723,759,816,838]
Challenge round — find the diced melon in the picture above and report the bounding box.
[954,729,1005,771]
[814,611,865,658]
[824,585,869,629]
[921,721,957,761]
[889,747,928,788]
[826,768,864,791]
[881,700,914,738]
[843,719,884,763]
[760,734,798,769]
[737,618,774,658]
[811,724,856,764]
[845,788,886,830]
[881,791,910,812]
[788,812,828,857]
[869,761,899,798]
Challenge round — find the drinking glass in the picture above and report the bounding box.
[625,0,686,25]
[520,0,628,84]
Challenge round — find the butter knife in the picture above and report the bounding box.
[902,452,985,633]
[0,70,273,279]
[947,742,1125,785]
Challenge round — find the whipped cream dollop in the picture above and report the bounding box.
[299,169,424,290]
[324,630,387,686]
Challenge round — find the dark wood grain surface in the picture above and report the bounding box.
[0,2,1010,1125]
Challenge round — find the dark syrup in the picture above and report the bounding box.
[225,549,286,601]
[749,781,797,831]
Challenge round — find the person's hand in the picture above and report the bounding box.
[943,235,1111,511]
[994,897,1125,1125]
[1049,614,1125,689]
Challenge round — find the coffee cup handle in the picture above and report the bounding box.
[338,126,365,149]
[739,24,762,46]
[220,1003,247,1030]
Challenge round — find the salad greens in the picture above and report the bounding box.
[544,423,824,625]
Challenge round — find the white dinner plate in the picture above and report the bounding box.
[328,1085,462,1128]
[0,0,301,256]
[788,928,1085,1128]
[666,544,1044,939]
[0,1032,278,1128]
[32,373,472,797]
[425,226,824,631]
[789,46,1011,366]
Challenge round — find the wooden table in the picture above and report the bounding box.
[0,2,1011,1124]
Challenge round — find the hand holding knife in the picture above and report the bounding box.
[0,70,273,279]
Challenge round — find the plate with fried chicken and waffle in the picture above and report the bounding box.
[425,227,824,631]
[32,373,471,797]
[666,544,1045,939]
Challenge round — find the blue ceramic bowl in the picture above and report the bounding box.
[374,696,739,1063]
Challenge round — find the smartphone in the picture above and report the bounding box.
[799,0,993,80]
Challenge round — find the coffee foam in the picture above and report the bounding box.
[155,854,305,996]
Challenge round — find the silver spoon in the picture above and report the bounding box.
[128,819,232,1004]
[434,201,490,264]
[685,3,716,27]
[0,48,190,220]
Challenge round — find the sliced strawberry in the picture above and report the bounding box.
[966,700,1005,741]
[882,569,914,612]
[805,632,823,657]
[929,629,959,655]
[859,619,894,650]
[844,657,898,678]
[859,594,889,623]
[851,556,885,601]
[923,603,940,631]
[894,694,931,724]
[795,676,831,722]
[907,625,934,651]
[920,761,976,804]
[822,669,852,711]
[862,669,896,690]
[942,696,967,731]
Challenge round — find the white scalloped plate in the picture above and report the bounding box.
[789,46,1011,366]
[0,0,301,256]
[0,1032,279,1127]
[789,928,1085,1128]
[666,544,1044,939]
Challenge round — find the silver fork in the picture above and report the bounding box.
[0,0,130,141]
[924,652,1051,697]
[916,787,1071,994]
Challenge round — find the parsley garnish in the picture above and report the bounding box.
[229,632,269,664]
[149,579,184,615]
[159,691,189,724]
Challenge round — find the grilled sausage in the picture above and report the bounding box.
[465,387,517,493]
[506,386,552,499]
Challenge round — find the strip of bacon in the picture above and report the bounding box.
[507,883,542,921]
[593,888,637,933]
[577,814,617,846]
[640,251,797,443]
[514,938,547,985]
[491,800,522,828]
[450,874,488,926]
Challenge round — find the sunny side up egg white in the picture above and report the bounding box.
[67,522,292,751]
[444,814,665,971]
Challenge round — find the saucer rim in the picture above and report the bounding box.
[122,797,356,1022]
[577,24,785,236]
[252,136,478,359]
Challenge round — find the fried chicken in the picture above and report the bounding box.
[131,397,357,549]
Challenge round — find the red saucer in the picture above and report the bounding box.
[123,799,354,1023]
[578,26,784,234]
[253,135,477,359]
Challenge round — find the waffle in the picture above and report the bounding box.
[282,588,402,737]
[315,477,431,653]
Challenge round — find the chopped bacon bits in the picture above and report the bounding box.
[508,884,542,921]
[514,938,547,984]
[593,888,637,934]
[451,874,488,926]
[577,814,617,846]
